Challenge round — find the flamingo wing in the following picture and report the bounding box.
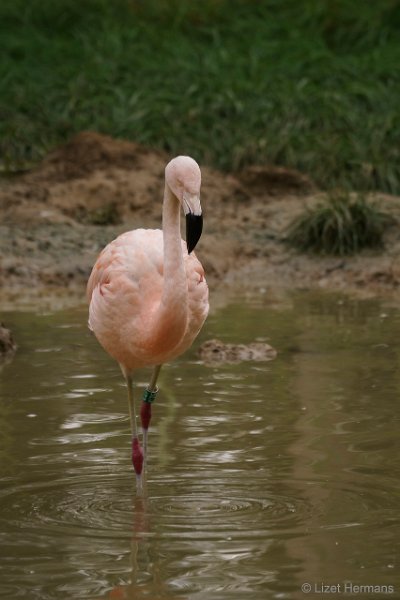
[87,229,164,367]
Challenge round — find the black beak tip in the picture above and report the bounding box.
[186,213,203,254]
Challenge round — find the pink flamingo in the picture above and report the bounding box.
[87,156,209,489]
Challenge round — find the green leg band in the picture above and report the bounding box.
[142,387,159,404]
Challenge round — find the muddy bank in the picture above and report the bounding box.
[1,131,399,311]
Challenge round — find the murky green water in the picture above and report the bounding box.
[0,291,399,600]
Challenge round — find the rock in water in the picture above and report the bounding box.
[199,338,277,365]
[0,323,17,358]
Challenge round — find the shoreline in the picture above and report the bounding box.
[1,132,399,312]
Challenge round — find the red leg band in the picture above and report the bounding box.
[140,401,152,431]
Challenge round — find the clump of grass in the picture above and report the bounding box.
[286,192,392,256]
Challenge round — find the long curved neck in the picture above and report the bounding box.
[162,183,188,307]
[145,184,188,354]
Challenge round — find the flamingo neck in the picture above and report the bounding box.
[148,184,188,351]
[162,183,188,303]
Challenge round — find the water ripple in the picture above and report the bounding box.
[0,472,315,546]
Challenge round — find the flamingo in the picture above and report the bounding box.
[87,156,209,489]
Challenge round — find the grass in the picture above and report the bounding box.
[286,192,393,255]
[1,0,400,192]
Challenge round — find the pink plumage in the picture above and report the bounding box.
[87,229,208,371]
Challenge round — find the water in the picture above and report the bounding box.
[0,291,399,599]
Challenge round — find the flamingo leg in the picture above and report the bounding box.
[126,374,138,437]
[125,373,144,491]
[141,364,162,465]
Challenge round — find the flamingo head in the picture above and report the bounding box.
[165,156,203,254]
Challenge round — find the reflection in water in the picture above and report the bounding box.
[100,496,179,600]
[0,293,399,599]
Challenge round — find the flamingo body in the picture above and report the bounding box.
[87,228,208,372]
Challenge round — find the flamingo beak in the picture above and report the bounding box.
[186,212,203,254]
[183,192,203,254]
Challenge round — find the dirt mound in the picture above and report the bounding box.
[27,131,162,183]
[0,133,166,226]
[2,132,248,228]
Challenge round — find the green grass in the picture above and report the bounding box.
[286,191,393,255]
[1,0,400,192]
